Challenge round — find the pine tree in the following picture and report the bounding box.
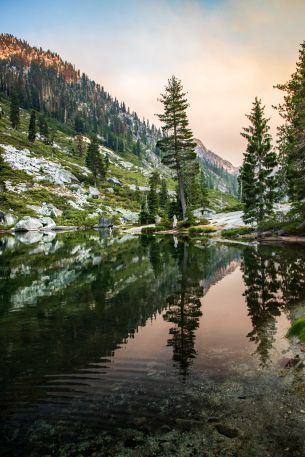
[275,41,305,223]
[157,76,198,219]
[28,110,36,142]
[10,90,20,129]
[139,200,150,225]
[147,171,160,223]
[76,135,86,157]
[159,179,169,210]
[239,98,277,231]
[86,136,105,185]
[38,115,49,143]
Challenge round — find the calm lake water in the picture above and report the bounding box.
[1,232,305,456]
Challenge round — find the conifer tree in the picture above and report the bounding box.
[38,115,49,143]
[76,135,86,157]
[28,110,36,142]
[147,171,160,223]
[139,200,150,225]
[10,90,20,129]
[275,41,305,223]
[86,136,105,185]
[239,98,277,231]
[157,76,198,219]
[159,179,169,210]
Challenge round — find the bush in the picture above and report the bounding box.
[258,211,305,235]
[55,209,98,226]
[158,212,172,229]
[155,225,169,232]
[221,227,253,238]
[177,219,192,229]
[197,217,209,225]
[287,315,305,341]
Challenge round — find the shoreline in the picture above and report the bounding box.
[1,224,305,243]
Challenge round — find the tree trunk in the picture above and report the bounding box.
[257,158,263,240]
[178,173,186,219]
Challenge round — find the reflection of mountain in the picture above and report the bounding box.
[0,234,244,454]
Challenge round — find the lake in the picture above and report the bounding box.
[1,232,305,456]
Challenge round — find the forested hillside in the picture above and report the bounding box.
[0,34,161,158]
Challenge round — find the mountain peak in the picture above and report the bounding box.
[195,139,239,175]
[0,33,79,83]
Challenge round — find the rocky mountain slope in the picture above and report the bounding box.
[195,139,239,196]
[0,95,239,227]
[0,35,240,227]
[0,34,161,158]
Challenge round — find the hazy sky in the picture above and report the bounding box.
[1,0,305,165]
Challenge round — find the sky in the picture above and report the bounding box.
[1,0,305,166]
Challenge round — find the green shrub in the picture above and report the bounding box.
[177,219,192,229]
[258,211,305,235]
[55,209,98,226]
[221,226,253,238]
[287,315,305,341]
[196,217,209,225]
[158,213,172,229]
[155,225,169,232]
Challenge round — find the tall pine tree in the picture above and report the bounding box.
[159,179,169,210]
[275,41,305,224]
[38,115,49,143]
[86,136,106,186]
[10,90,20,129]
[28,110,36,142]
[239,98,277,231]
[157,76,198,219]
[147,171,160,223]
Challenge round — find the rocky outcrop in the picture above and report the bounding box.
[0,211,16,226]
[115,208,138,223]
[40,217,56,229]
[1,144,78,185]
[14,216,56,232]
[96,218,114,228]
[89,186,100,199]
[26,202,63,217]
[107,177,122,186]
[14,217,44,232]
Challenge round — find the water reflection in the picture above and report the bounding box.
[242,244,305,366]
[163,242,203,376]
[1,233,305,455]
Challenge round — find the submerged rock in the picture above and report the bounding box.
[215,423,239,438]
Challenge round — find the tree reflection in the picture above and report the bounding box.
[163,241,203,376]
[241,245,305,367]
